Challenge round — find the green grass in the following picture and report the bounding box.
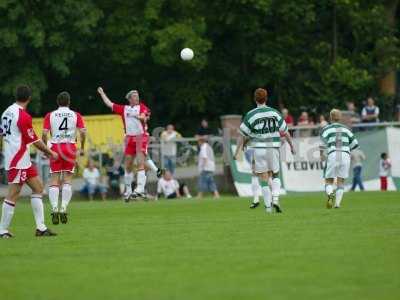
[1,192,400,300]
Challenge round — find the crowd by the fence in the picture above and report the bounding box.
[0,105,397,198]
[281,97,400,138]
[0,119,222,200]
[283,97,387,129]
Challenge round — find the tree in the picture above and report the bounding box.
[0,0,102,112]
[1,0,399,131]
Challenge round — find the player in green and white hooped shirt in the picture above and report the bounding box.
[234,88,295,213]
[320,109,359,209]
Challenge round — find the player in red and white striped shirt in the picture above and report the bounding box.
[0,85,58,238]
[97,87,150,200]
[42,92,86,225]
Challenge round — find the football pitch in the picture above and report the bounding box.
[1,192,399,300]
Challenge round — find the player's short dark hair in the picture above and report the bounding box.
[57,91,71,106]
[381,153,387,159]
[15,85,32,102]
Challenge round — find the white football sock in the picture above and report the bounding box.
[31,195,47,231]
[251,176,260,203]
[124,172,134,194]
[61,184,73,212]
[146,159,158,173]
[48,185,60,212]
[335,187,344,207]
[325,184,334,196]
[262,186,272,211]
[135,170,147,193]
[0,200,15,234]
[271,177,281,205]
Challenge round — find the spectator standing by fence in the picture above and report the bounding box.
[196,119,212,138]
[346,101,361,124]
[318,114,328,127]
[197,136,220,199]
[297,111,314,137]
[350,148,366,191]
[362,97,380,123]
[161,124,181,174]
[282,108,294,127]
[379,153,391,191]
[298,111,313,126]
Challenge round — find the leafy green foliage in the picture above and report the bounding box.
[0,0,399,130]
[0,0,102,111]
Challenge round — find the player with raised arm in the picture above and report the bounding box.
[97,87,150,200]
[320,109,359,209]
[42,92,86,225]
[234,88,295,213]
[0,85,58,238]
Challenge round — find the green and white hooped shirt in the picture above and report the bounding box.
[239,105,288,148]
[319,122,359,155]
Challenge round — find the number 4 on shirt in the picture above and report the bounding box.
[59,117,68,131]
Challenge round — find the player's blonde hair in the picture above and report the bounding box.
[126,90,139,100]
[330,109,342,122]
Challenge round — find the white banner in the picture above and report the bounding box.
[229,128,400,195]
[387,127,400,177]
[281,137,326,192]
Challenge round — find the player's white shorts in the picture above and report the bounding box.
[324,151,351,179]
[252,147,280,174]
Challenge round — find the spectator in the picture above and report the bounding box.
[318,114,328,127]
[282,108,294,127]
[157,170,192,199]
[350,148,366,191]
[197,136,220,199]
[196,119,212,138]
[160,124,181,174]
[297,111,313,126]
[362,97,380,123]
[297,111,314,137]
[81,160,107,201]
[379,153,391,191]
[346,101,361,124]
[106,159,124,196]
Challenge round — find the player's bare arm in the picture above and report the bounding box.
[282,131,296,155]
[234,135,249,160]
[319,146,327,161]
[42,129,49,145]
[33,140,58,160]
[79,128,86,154]
[97,87,114,108]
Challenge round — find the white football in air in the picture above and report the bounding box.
[180,48,194,61]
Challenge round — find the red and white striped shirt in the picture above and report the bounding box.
[1,103,39,170]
